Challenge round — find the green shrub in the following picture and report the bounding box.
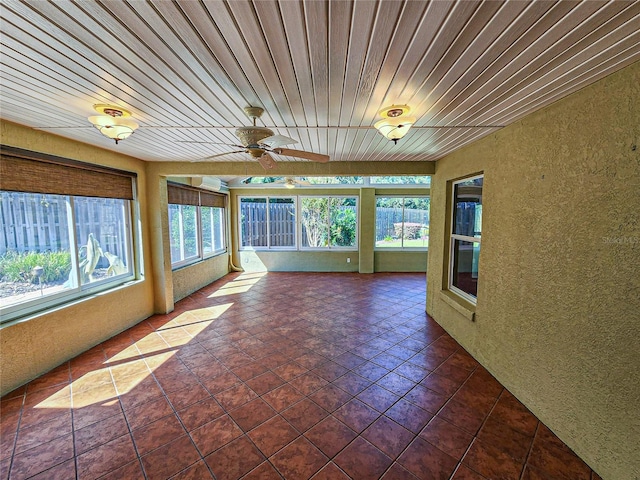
[0,250,72,283]
[394,222,423,240]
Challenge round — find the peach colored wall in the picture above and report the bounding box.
[0,121,155,394]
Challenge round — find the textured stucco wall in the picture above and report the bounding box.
[172,253,229,302]
[375,251,428,272]
[0,121,155,395]
[427,62,640,480]
[239,250,359,273]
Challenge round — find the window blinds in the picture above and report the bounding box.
[0,145,136,200]
[167,183,225,208]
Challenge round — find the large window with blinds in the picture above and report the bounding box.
[0,146,137,323]
[168,183,226,268]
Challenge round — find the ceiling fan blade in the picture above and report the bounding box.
[190,150,247,162]
[260,134,298,149]
[273,148,330,163]
[256,152,277,170]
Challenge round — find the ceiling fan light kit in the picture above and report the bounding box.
[88,104,139,144]
[375,104,416,144]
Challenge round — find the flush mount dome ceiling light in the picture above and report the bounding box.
[88,104,139,144]
[374,105,416,144]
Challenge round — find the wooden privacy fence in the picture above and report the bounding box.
[0,192,128,263]
[241,202,428,246]
[375,207,429,241]
[241,201,296,247]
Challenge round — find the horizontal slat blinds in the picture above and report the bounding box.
[168,183,225,207]
[0,145,135,200]
[200,191,225,208]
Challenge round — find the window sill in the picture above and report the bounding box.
[172,251,227,271]
[438,290,475,322]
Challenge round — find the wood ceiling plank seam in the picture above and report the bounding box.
[5,2,212,128]
[490,54,640,130]
[349,0,404,127]
[303,0,330,128]
[51,0,219,126]
[478,46,640,128]
[253,0,306,125]
[150,0,253,127]
[342,1,393,163]
[326,0,352,128]
[424,0,562,126]
[333,129,351,163]
[176,0,268,122]
[281,2,324,156]
[198,2,283,129]
[406,0,503,122]
[381,0,451,109]
[138,1,245,126]
[434,0,620,126]
[3,14,192,134]
[99,0,234,126]
[466,2,638,125]
[424,126,501,157]
[226,0,295,127]
[0,41,104,111]
[351,127,383,162]
[426,0,585,126]
[362,0,431,123]
[337,0,377,128]
[0,64,101,122]
[469,13,640,126]
[387,127,443,160]
[0,43,196,144]
[343,125,374,163]
[0,88,74,123]
[415,0,530,125]
[397,0,478,112]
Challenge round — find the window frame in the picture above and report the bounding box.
[168,203,201,268]
[299,195,359,251]
[374,195,430,251]
[238,196,297,251]
[449,174,483,304]
[0,192,136,323]
[200,205,226,259]
[169,202,227,270]
[238,195,359,251]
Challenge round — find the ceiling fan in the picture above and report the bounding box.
[187,106,330,169]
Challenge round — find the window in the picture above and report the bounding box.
[0,147,136,323]
[239,197,296,249]
[301,197,358,249]
[376,197,429,249]
[201,206,225,255]
[370,176,431,186]
[239,196,358,250]
[169,204,199,264]
[168,184,226,268]
[449,175,483,302]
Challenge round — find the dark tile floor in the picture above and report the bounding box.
[1,272,600,480]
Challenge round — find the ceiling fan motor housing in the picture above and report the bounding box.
[235,127,275,156]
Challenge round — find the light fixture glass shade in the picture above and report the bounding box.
[88,109,139,143]
[284,178,296,189]
[374,116,416,142]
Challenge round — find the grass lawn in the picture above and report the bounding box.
[375,238,429,248]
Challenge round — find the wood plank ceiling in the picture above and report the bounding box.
[1,0,639,164]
